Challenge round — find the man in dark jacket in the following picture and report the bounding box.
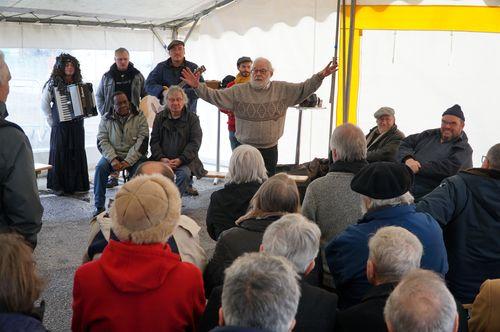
[336,226,422,332]
[397,104,473,200]
[326,162,448,309]
[201,214,338,332]
[145,39,204,114]
[417,143,500,304]
[0,51,43,248]
[150,85,206,195]
[365,107,405,162]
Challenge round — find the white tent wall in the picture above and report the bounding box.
[178,0,338,168]
[0,21,169,166]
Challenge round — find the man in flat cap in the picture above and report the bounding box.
[325,162,448,309]
[145,39,204,114]
[397,104,472,200]
[219,56,253,150]
[365,107,405,162]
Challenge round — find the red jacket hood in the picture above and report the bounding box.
[99,240,181,293]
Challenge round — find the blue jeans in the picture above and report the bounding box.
[229,131,241,150]
[175,165,191,195]
[93,157,145,209]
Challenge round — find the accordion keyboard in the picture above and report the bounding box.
[54,88,74,122]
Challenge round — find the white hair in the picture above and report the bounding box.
[486,143,500,170]
[384,269,457,332]
[368,226,423,283]
[330,123,367,162]
[252,57,274,72]
[262,214,321,274]
[362,192,414,214]
[226,145,268,184]
[222,252,300,332]
[162,85,188,106]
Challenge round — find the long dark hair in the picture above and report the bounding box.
[43,53,82,90]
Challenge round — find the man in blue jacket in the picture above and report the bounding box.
[397,104,473,200]
[145,40,204,114]
[417,143,500,304]
[325,162,448,309]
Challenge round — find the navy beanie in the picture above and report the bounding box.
[442,104,465,121]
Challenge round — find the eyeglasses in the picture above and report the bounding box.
[482,155,488,163]
[251,68,270,74]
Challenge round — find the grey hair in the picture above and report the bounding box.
[0,50,11,85]
[384,269,457,332]
[226,145,268,184]
[262,214,321,274]
[163,85,189,105]
[363,192,414,214]
[252,57,274,72]
[222,252,300,332]
[486,143,500,170]
[330,123,367,162]
[368,226,423,284]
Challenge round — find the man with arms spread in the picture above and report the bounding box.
[181,57,338,175]
[397,104,472,200]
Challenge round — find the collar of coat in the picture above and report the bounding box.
[234,73,250,84]
[329,159,368,174]
[358,204,415,225]
[360,282,397,303]
[166,57,187,69]
[462,167,500,180]
[160,106,189,122]
[105,103,140,119]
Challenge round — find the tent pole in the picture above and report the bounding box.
[151,28,168,53]
[328,0,342,144]
[184,17,200,43]
[343,0,356,124]
[171,27,179,40]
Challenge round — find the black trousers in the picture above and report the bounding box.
[258,145,278,176]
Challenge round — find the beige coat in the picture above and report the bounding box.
[85,212,207,272]
[469,279,500,332]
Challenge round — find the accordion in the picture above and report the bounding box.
[54,83,98,122]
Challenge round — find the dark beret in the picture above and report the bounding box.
[167,39,185,51]
[442,104,465,121]
[351,162,414,199]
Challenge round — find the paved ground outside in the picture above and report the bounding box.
[34,173,222,331]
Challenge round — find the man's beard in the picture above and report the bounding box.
[250,78,270,90]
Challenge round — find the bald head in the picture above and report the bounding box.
[0,50,12,104]
[135,161,175,181]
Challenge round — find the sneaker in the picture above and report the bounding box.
[185,186,199,196]
[106,177,119,188]
[93,207,105,217]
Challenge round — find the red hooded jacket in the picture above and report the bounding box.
[72,240,205,332]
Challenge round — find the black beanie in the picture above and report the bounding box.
[442,104,465,121]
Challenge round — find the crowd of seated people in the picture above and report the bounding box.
[3,48,500,332]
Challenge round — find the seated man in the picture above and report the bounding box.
[365,107,405,162]
[85,161,207,271]
[326,162,448,308]
[212,252,300,332]
[94,91,148,216]
[384,269,459,332]
[72,175,205,331]
[397,104,473,200]
[336,226,422,332]
[201,214,338,332]
[417,143,500,304]
[150,85,206,195]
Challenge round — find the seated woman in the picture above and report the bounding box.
[72,174,205,332]
[150,85,206,195]
[203,173,300,297]
[0,233,47,331]
[206,144,268,240]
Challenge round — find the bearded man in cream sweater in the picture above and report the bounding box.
[182,57,338,175]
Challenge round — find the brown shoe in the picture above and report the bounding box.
[186,186,199,196]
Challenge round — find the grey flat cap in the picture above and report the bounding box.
[374,107,395,119]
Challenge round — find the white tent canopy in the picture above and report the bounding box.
[1,0,499,168]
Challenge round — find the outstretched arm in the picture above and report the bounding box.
[317,59,339,79]
[182,68,235,110]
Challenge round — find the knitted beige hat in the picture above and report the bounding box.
[110,174,181,244]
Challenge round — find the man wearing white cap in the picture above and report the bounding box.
[365,107,405,162]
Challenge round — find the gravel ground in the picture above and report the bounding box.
[34,175,221,332]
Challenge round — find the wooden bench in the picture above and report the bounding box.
[205,171,308,183]
[34,163,52,177]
